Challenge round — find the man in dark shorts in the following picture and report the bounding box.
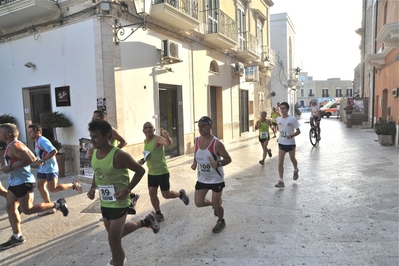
[191,116,232,233]
[0,123,68,250]
[275,103,301,188]
[86,120,159,266]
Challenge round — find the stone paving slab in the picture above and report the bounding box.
[0,117,398,266]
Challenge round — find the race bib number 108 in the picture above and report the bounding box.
[198,161,214,173]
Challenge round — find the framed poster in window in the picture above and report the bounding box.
[55,86,71,107]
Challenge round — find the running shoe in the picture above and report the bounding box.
[0,235,26,250]
[127,207,136,215]
[107,257,127,266]
[38,208,56,216]
[73,180,82,194]
[275,181,285,188]
[145,212,160,234]
[179,189,189,205]
[212,220,226,233]
[55,198,69,217]
[259,160,264,166]
[293,169,299,180]
[130,193,140,208]
[156,212,165,222]
[267,149,272,158]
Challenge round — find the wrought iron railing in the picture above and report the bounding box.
[239,31,257,54]
[200,8,237,42]
[153,0,198,19]
[260,45,275,65]
[0,0,17,5]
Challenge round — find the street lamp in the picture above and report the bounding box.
[114,0,151,44]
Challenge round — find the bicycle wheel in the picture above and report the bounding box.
[309,127,318,147]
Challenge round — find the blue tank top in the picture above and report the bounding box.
[5,140,36,186]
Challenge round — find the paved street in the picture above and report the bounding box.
[0,116,398,266]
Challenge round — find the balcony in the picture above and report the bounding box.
[376,22,399,48]
[201,8,237,49]
[236,31,259,62]
[151,0,200,31]
[308,93,314,97]
[258,45,275,68]
[0,0,58,30]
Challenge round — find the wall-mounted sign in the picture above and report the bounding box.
[55,86,71,107]
[245,66,259,82]
[97,97,106,112]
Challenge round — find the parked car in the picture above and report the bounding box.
[320,102,339,118]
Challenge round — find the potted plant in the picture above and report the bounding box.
[40,111,73,177]
[374,117,396,146]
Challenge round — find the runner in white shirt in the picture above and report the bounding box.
[275,102,301,188]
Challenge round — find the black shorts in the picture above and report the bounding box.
[101,207,128,220]
[8,183,36,198]
[195,181,225,193]
[278,144,296,152]
[148,173,170,191]
[259,137,270,142]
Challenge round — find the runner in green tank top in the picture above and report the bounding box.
[86,120,159,266]
[139,121,190,222]
[255,111,273,166]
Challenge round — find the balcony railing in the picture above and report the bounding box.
[308,93,314,97]
[239,31,257,54]
[260,45,275,65]
[154,0,198,19]
[0,0,16,5]
[202,8,237,42]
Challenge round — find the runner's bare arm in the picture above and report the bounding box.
[112,128,127,149]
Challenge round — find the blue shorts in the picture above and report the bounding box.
[278,144,296,152]
[37,172,58,181]
[148,173,170,191]
[346,114,352,119]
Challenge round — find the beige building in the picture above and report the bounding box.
[296,73,353,107]
[0,0,275,174]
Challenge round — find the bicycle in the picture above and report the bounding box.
[305,121,320,147]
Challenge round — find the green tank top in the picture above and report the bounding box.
[144,136,169,175]
[92,147,130,208]
[271,112,279,123]
[258,120,270,139]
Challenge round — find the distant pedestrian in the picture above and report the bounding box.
[336,104,340,119]
[0,123,68,250]
[191,116,232,233]
[28,124,82,216]
[139,121,189,223]
[344,101,353,128]
[275,103,301,188]
[86,120,159,266]
[270,107,280,137]
[255,111,272,165]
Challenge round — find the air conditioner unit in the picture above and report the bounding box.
[392,88,399,98]
[234,62,244,76]
[162,39,179,59]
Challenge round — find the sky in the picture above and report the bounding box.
[270,0,363,81]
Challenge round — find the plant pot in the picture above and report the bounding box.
[378,135,394,146]
[56,153,66,177]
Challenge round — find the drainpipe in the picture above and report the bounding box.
[371,0,379,127]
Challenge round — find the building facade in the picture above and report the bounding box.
[359,0,398,144]
[0,0,275,174]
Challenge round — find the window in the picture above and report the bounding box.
[207,0,219,33]
[346,87,353,97]
[301,89,304,97]
[322,88,329,97]
[237,6,246,50]
[256,22,263,56]
[336,87,342,97]
[308,89,314,97]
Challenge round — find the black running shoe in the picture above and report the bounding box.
[145,212,160,234]
[267,149,272,158]
[55,198,69,217]
[0,235,26,250]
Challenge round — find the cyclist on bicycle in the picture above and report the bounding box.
[310,99,322,140]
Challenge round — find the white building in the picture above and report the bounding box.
[0,0,275,174]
